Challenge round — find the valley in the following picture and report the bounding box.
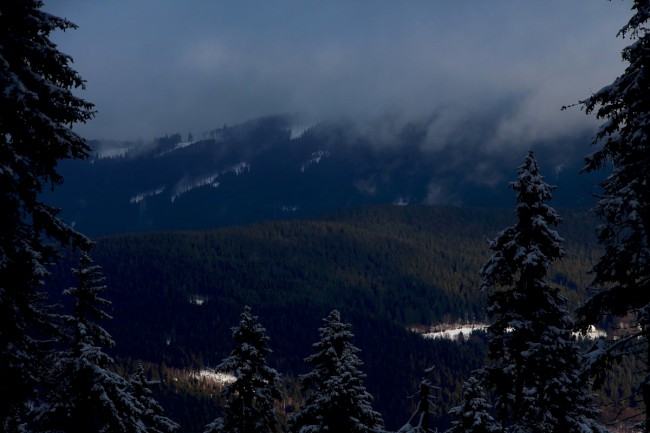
[47,205,612,431]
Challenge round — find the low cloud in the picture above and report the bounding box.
[48,0,629,154]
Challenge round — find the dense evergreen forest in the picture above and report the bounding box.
[89,205,599,328]
[46,205,603,431]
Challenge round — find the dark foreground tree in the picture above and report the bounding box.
[35,250,158,433]
[204,305,283,433]
[288,310,384,433]
[575,2,650,431]
[447,374,501,433]
[480,151,607,433]
[130,363,180,433]
[0,0,93,429]
[398,367,439,433]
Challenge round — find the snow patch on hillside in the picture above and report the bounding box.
[130,186,165,204]
[174,140,199,150]
[156,140,201,157]
[171,174,220,203]
[169,162,250,202]
[300,150,330,173]
[414,322,607,342]
[290,124,314,140]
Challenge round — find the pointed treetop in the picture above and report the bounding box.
[309,309,359,364]
[481,150,564,293]
[511,150,555,206]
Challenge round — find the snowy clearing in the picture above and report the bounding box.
[419,324,488,341]
[190,369,236,385]
[414,323,607,342]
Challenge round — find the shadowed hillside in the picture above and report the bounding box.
[48,205,601,431]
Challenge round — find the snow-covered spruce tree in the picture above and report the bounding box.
[447,374,501,433]
[398,366,439,433]
[130,363,180,433]
[35,249,150,433]
[204,305,283,433]
[575,2,650,431]
[480,151,607,433]
[0,0,93,429]
[288,310,384,433]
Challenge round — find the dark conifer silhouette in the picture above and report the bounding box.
[0,0,93,429]
[129,363,180,433]
[480,151,606,433]
[36,249,168,433]
[398,367,439,433]
[448,374,501,433]
[288,310,384,433]
[576,2,650,431]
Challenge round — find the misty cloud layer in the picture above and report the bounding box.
[48,0,630,156]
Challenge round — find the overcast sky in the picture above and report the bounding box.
[46,1,631,147]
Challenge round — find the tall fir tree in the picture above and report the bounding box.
[575,2,650,431]
[35,249,153,433]
[204,305,283,433]
[480,151,607,433]
[0,0,93,430]
[288,310,384,433]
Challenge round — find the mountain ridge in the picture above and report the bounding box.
[46,115,601,237]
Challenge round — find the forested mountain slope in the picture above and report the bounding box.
[49,205,601,431]
[45,115,600,237]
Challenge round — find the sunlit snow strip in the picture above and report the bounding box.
[130,186,165,204]
[169,162,249,202]
[190,369,236,385]
[421,324,488,340]
[174,140,198,150]
[418,323,606,341]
